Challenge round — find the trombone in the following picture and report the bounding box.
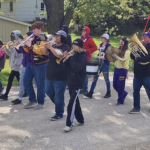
[56,49,75,64]
[16,34,34,50]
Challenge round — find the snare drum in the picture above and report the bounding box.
[86,61,99,75]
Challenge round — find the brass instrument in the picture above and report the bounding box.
[129,32,149,65]
[105,46,120,62]
[0,41,15,51]
[16,34,34,50]
[56,49,75,64]
[33,40,56,51]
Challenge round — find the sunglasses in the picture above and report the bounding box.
[82,28,86,31]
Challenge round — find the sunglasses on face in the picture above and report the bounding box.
[82,28,86,31]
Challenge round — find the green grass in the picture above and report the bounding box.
[0,33,133,86]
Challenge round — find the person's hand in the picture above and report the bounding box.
[45,42,52,49]
[112,53,117,58]
[100,56,105,60]
[24,40,31,47]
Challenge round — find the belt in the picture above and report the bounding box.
[34,60,49,65]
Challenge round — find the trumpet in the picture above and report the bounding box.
[16,34,34,50]
[0,41,15,51]
[56,49,75,64]
[33,40,56,50]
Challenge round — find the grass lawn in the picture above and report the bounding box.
[0,33,133,86]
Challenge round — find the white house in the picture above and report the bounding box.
[0,0,47,22]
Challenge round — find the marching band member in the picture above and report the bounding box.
[62,25,72,48]
[0,30,23,100]
[81,26,97,94]
[83,34,111,99]
[23,21,49,109]
[112,37,130,105]
[11,31,33,105]
[0,45,6,94]
[129,32,150,113]
[63,38,87,132]
[45,30,70,121]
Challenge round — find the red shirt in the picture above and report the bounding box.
[81,26,97,61]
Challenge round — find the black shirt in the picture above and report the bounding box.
[68,51,87,88]
[131,43,150,77]
[46,44,70,81]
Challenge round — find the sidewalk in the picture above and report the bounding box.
[0,73,150,150]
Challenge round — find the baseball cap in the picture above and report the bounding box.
[55,30,67,38]
[143,32,150,38]
[101,33,109,40]
[73,38,83,48]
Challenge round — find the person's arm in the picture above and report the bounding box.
[130,53,135,60]
[115,50,130,62]
[68,54,87,73]
[11,48,22,57]
[86,38,97,53]
[45,43,66,58]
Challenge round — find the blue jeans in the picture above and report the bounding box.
[133,76,150,110]
[90,63,110,92]
[83,75,88,92]
[45,78,67,117]
[23,63,47,105]
[0,69,2,90]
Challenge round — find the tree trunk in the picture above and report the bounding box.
[43,0,64,34]
[43,0,76,34]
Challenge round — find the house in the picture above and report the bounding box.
[0,15,31,42]
[0,0,47,22]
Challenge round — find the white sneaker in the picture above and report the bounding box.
[63,126,71,132]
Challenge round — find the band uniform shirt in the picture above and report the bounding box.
[130,43,150,77]
[46,44,70,81]
[115,50,130,70]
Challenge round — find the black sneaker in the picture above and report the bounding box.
[80,90,88,95]
[129,108,140,114]
[83,91,93,99]
[0,94,8,101]
[50,115,63,121]
[11,98,22,105]
[104,91,111,98]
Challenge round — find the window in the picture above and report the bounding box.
[10,2,13,11]
[41,3,44,11]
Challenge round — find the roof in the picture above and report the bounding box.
[0,15,31,27]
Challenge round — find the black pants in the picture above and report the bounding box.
[66,87,84,127]
[5,70,20,96]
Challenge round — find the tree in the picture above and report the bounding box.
[43,0,77,34]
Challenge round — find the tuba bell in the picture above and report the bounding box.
[129,32,149,65]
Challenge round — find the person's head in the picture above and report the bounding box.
[62,25,69,34]
[72,38,83,53]
[31,21,44,36]
[82,26,90,37]
[55,30,68,45]
[23,31,33,40]
[101,33,109,44]
[142,32,150,45]
[10,30,21,43]
[119,37,128,57]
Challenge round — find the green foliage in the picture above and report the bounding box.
[72,0,150,35]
